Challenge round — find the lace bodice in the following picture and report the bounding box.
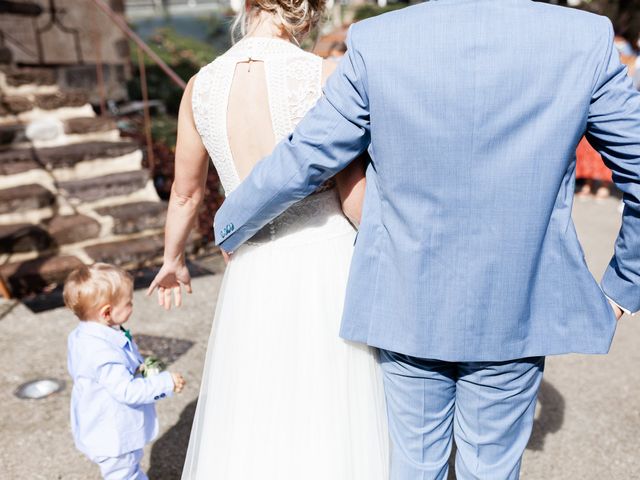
[193,37,324,194]
[193,37,352,244]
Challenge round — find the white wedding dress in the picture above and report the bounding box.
[181,37,389,479]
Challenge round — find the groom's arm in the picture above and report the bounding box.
[214,27,371,252]
[587,17,640,315]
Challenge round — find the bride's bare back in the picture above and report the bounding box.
[227,61,277,181]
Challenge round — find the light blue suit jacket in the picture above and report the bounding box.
[214,0,640,361]
[67,322,174,458]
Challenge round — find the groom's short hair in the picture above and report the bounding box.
[63,263,133,321]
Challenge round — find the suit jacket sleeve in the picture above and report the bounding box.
[95,350,175,406]
[588,18,640,313]
[213,26,371,251]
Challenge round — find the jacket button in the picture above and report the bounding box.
[154,396,160,401]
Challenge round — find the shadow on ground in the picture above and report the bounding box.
[528,380,565,451]
[149,399,197,480]
[20,257,221,313]
[151,380,564,479]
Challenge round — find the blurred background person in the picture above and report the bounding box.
[576,137,613,199]
[576,31,637,200]
[327,40,347,61]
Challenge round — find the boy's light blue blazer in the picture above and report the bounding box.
[215,0,640,361]
[67,322,175,459]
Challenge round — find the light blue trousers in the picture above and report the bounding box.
[379,351,545,480]
[95,449,148,480]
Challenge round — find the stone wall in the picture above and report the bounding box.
[0,0,131,102]
[0,66,180,297]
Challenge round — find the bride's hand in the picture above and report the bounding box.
[147,258,193,310]
[608,298,624,320]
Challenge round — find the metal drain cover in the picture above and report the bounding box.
[15,378,65,400]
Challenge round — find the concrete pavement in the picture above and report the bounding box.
[0,196,638,479]
[521,197,640,479]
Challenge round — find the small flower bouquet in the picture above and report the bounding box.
[139,356,167,378]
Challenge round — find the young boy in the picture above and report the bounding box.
[64,263,185,479]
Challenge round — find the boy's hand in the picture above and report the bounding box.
[171,373,186,393]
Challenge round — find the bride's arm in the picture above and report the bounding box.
[147,76,209,309]
[336,155,367,227]
[323,59,367,227]
[163,77,209,265]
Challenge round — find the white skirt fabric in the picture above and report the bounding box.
[181,212,389,479]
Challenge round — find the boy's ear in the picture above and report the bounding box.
[99,304,111,319]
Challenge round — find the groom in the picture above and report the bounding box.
[214,1,640,478]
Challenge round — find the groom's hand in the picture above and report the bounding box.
[608,299,624,320]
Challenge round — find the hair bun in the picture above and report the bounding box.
[246,0,327,41]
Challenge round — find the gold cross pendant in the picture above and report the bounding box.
[247,57,253,73]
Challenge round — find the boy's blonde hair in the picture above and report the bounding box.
[63,263,133,321]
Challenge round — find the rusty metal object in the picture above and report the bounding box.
[91,3,108,116]
[91,0,187,90]
[137,47,155,173]
[0,276,11,299]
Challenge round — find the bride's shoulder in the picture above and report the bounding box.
[191,52,230,88]
[321,58,338,84]
[188,54,226,112]
[196,52,228,73]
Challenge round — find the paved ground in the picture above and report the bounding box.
[0,196,638,479]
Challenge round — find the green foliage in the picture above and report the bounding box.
[146,26,217,65]
[203,13,232,44]
[150,113,178,150]
[128,27,218,114]
[352,3,406,22]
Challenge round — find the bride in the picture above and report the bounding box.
[148,0,389,477]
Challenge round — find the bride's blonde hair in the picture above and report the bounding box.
[232,0,327,43]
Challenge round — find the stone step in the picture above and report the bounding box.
[96,201,167,235]
[0,184,55,215]
[2,68,57,88]
[0,148,39,175]
[57,170,150,202]
[46,214,101,245]
[0,117,120,149]
[0,215,101,255]
[0,123,25,146]
[0,91,90,118]
[0,67,59,100]
[0,96,32,116]
[0,255,84,297]
[85,233,165,267]
[64,117,118,136]
[35,91,90,111]
[36,140,139,170]
[0,223,51,254]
